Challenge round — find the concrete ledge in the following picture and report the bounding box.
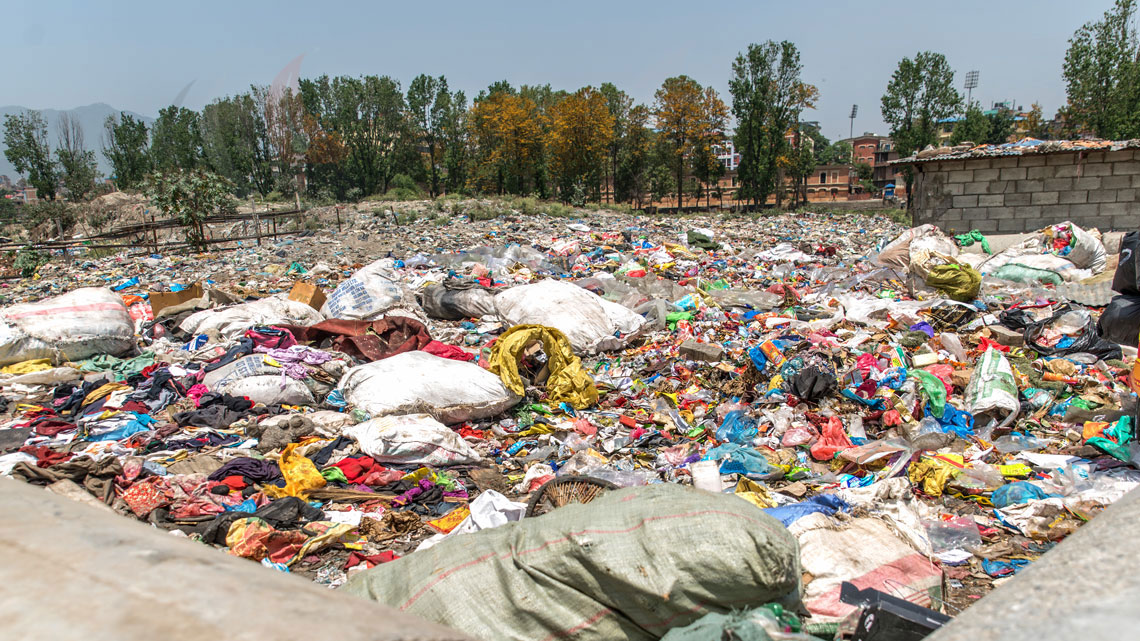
[0,478,473,641]
[928,486,1140,641]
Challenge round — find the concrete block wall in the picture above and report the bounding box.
[907,149,1140,233]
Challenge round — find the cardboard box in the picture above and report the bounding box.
[148,283,203,316]
[288,281,326,311]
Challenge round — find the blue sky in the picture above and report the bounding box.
[1,0,1113,141]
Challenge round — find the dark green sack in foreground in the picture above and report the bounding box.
[343,483,801,641]
[925,264,982,302]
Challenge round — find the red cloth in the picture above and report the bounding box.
[344,550,400,570]
[281,317,431,362]
[18,445,73,468]
[221,475,247,491]
[32,419,76,437]
[977,337,1010,353]
[422,340,475,362]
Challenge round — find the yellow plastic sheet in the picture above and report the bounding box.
[264,443,326,499]
[734,477,777,508]
[488,324,598,409]
[0,359,53,374]
[907,455,962,497]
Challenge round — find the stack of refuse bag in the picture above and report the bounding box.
[0,208,1137,640]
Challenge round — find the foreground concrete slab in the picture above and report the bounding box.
[0,478,473,641]
[929,486,1140,641]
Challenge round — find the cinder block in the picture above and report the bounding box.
[948,170,973,183]
[940,160,967,171]
[964,181,989,195]
[1026,166,1054,180]
[1059,190,1088,204]
[1047,153,1076,166]
[1087,151,1108,164]
[1132,175,1140,188]
[1112,214,1139,230]
[1088,190,1118,203]
[986,180,1012,194]
[1018,156,1047,167]
[1112,161,1140,176]
[1004,193,1032,206]
[1044,177,1073,191]
[1054,165,1081,178]
[973,168,1001,181]
[1069,203,1100,217]
[1013,205,1044,219]
[1073,177,1102,190]
[1017,179,1045,193]
[1099,201,1132,216]
[998,217,1024,232]
[1084,162,1113,177]
[1000,167,1028,181]
[679,340,724,362]
[991,157,1019,169]
[1078,216,1115,230]
[1031,191,1060,205]
[1041,204,1071,221]
[1116,188,1136,202]
[988,325,1024,347]
[978,194,1003,207]
[1101,175,1132,189]
[952,195,978,208]
[973,219,998,232]
[942,182,964,196]
[941,208,964,221]
[1106,150,1134,163]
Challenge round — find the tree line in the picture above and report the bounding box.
[6,1,1140,210]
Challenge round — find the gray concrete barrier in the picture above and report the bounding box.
[0,478,474,641]
[928,486,1140,641]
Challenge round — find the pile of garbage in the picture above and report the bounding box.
[0,208,1137,640]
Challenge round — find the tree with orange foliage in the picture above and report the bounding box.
[468,86,545,195]
[546,86,615,203]
[654,76,728,210]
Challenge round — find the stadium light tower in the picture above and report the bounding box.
[965,70,980,106]
[849,104,858,139]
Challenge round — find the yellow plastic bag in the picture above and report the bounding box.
[489,324,598,409]
[264,443,326,499]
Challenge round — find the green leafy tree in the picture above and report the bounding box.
[615,104,653,206]
[1062,0,1140,139]
[143,169,235,251]
[985,105,1017,144]
[200,92,274,197]
[817,140,853,164]
[951,102,990,144]
[103,113,151,189]
[441,89,468,194]
[655,75,728,209]
[729,41,814,208]
[3,110,59,200]
[407,74,455,197]
[800,122,832,164]
[150,106,204,170]
[56,113,99,200]
[881,51,962,200]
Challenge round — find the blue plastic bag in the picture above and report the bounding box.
[991,481,1053,508]
[763,494,849,527]
[704,443,774,478]
[716,410,758,445]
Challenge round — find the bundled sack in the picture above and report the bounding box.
[1045,221,1107,274]
[180,296,323,340]
[338,350,519,424]
[488,325,598,409]
[346,413,482,466]
[1098,295,1140,348]
[1112,230,1139,295]
[343,484,801,641]
[789,512,942,621]
[204,352,349,406]
[494,279,646,354]
[0,288,134,366]
[925,263,982,302]
[419,282,497,320]
[874,225,941,272]
[321,260,409,320]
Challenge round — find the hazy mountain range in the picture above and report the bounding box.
[0,103,154,182]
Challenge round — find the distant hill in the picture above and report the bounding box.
[0,103,154,182]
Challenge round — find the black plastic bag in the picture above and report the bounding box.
[1025,304,1122,360]
[1112,231,1139,295]
[1097,295,1140,348]
[787,365,837,402]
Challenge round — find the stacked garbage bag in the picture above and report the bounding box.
[0,209,1137,640]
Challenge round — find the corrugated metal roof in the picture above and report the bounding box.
[891,138,1140,165]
